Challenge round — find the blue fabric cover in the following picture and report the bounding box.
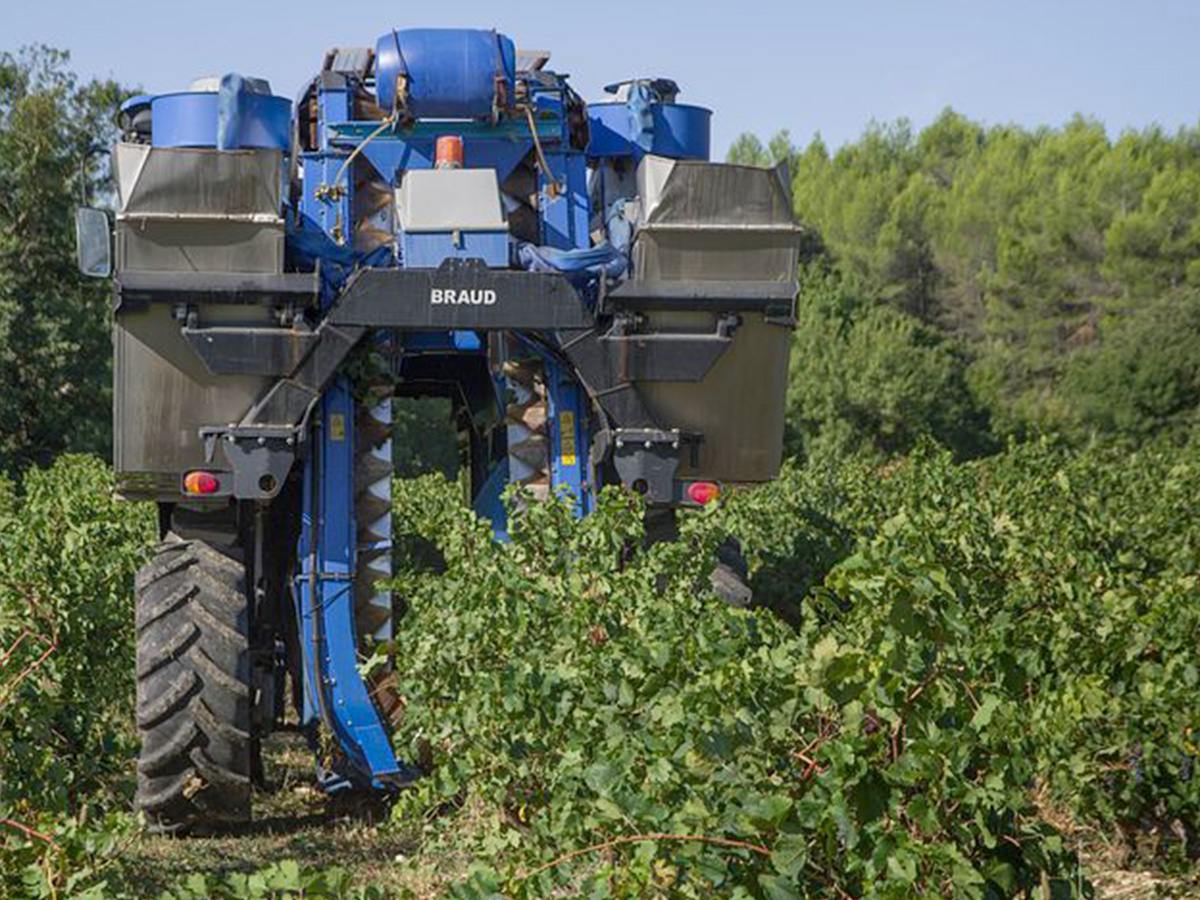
[216,73,247,151]
[286,213,394,301]
[605,199,635,254]
[626,81,658,154]
[517,241,627,286]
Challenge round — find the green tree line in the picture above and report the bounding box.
[731,115,1200,458]
[0,46,121,475]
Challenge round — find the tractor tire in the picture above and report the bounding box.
[710,537,753,609]
[134,534,252,832]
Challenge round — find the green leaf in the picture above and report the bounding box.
[887,850,917,883]
[584,761,621,795]
[970,694,1002,729]
[742,794,793,829]
[984,860,1016,893]
[758,873,802,900]
[266,859,302,892]
[771,834,808,878]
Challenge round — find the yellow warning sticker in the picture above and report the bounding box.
[559,411,577,466]
[329,413,346,442]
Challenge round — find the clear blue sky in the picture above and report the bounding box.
[9,0,1200,154]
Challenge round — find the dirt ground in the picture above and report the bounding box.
[116,732,457,897]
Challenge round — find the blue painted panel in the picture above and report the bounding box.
[453,330,484,350]
[546,357,592,515]
[301,82,355,262]
[540,153,590,251]
[294,458,319,729]
[356,136,532,186]
[402,231,509,268]
[360,140,435,183]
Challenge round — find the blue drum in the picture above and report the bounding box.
[151,76,290,150]
[375,29,516,120]
[586,79,710,161]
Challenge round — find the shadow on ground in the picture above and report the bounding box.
[745,505,855,629]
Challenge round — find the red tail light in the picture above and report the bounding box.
[686,481,721,505]
[183,471,220,495]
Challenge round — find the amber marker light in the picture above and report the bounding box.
[435,134,464,169]
[183,471,220,495]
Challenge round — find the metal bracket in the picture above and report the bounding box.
[201,426,300,500]
[605,278,799,323]
[611,428,701,504]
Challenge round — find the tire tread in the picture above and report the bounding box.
[134,531,252,831]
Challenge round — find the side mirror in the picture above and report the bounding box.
[74,207,112,278]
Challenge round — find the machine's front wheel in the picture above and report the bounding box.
[134,534,252,832]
